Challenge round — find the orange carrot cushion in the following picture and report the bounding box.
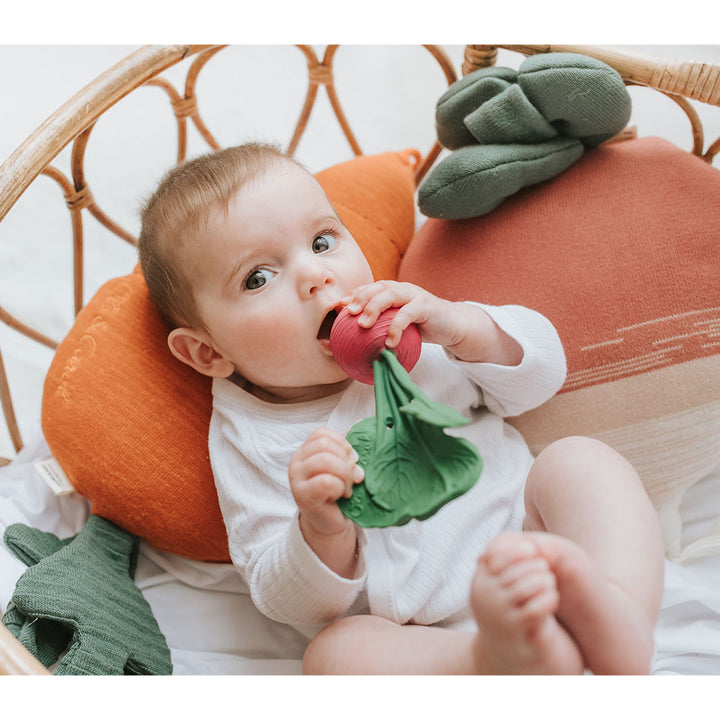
[399,136,720,558]
[41,149,420,562]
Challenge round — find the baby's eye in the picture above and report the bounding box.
[244,268,275,290]
[312,233,336,254]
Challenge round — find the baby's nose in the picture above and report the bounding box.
[299,262,333,296]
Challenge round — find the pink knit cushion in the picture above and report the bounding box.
[400,137,720,556]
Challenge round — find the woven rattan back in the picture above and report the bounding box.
[2,44,720,466]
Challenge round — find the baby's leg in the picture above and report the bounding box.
[305,436,663,676]
[303,615,478,674]
[520,435,665,674]
[305,547,584,675]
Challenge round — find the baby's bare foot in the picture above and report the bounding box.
[523,532,656,674]
[470,534,583,674]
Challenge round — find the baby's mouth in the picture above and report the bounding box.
[317,309,338,343]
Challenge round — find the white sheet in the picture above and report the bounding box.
[652,465,720,674]
[1,426,720,674]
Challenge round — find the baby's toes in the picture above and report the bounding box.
[504,562,558,612]
[483,533,540,575]
[504,564,561,639]
[497,556,550,588]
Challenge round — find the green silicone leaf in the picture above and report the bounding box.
[338,349,482,527]
[382,350,470,429]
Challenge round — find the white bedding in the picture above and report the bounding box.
[653,468,720,674]
[1,425,719,674]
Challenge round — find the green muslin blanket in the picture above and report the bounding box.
[2,514,172,675]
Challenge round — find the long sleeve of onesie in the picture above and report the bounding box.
[455,303,567,417]
[209,302,566,630]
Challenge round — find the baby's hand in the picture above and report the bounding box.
[289,427,364,538]
[341,280,523,366]
[341,280,467,351]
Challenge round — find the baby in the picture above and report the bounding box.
[138,143,665,674]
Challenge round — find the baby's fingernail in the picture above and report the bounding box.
[347,303,360,314]
[349,449,359,463]
[358,315,372,327]
[354,465,365,482]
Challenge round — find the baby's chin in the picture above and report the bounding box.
[252,362,352,403]
[254,378,352,403]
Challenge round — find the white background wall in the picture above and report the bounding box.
[1,43,719,458]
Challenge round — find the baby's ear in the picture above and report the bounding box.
[167,328,235,378]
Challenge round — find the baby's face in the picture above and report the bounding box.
[186,161,373,402]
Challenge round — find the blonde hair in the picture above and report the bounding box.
[138,142,296,330]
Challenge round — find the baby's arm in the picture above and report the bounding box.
[289,427,365,579]
[342,281,524,367]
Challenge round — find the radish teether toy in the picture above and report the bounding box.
[330,306,482,528]
[329,306,422,384]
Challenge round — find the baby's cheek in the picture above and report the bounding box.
[346,245,374,286]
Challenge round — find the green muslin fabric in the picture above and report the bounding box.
[2,514,172,675]
[339,349,483,527]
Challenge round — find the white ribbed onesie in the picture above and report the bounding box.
[209,303,566,633]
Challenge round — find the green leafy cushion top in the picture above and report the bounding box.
[419,52,632,219]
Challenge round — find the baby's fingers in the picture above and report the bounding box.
[298,427,354,461]
[383,299,428,348]
[342,281,403,323]
[299,451,364,498]
[300,473,351,506]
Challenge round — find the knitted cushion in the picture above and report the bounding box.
[399,137,720,558]
[418,139,583,218]
[41,150,420,563]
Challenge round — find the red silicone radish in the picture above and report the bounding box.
[330,306,422,384]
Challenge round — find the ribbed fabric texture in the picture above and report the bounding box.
[2,515,172,675]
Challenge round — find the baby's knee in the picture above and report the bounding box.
[538,435,614,462]
[531,436,636,483]
[302,615,377,675]
[524,436,641,513]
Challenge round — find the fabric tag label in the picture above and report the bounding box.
[34,457,75,495]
